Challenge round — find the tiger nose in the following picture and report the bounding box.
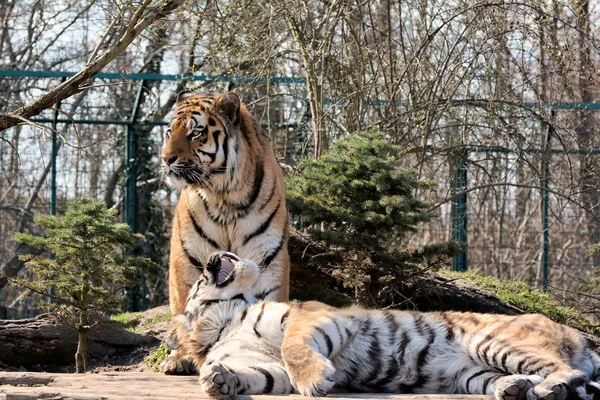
[162,156,178,166]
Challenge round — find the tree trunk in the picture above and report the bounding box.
[285,14,328,159]
[305,64,327,158]
[75,328,88,373]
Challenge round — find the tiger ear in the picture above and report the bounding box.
[176,90,194,103]
[215,92,241,126]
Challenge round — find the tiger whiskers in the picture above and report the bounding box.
[195,170,217,194]
[171,167,215,194]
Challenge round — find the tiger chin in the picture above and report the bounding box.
[173,251,600,400]
[160,91,290,374]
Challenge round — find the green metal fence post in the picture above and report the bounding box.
[125,84,145,234]
[541,109,555,291]
[125,122,137,233]
[452,151,468,271]
[49,77,65,302]
[50,77,65,217]
[125,83,146,312]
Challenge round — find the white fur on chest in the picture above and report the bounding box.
[186,190,278,252]
[183,190,283,299]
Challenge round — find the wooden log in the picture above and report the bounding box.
[406,274,525,315]
[0,315,159,368]
[0,375,54,385]
[0,372,493,400]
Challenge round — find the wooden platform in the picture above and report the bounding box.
[0,372,493,400]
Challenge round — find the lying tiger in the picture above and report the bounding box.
[172,251,600,400]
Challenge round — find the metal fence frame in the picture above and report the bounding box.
[450,108,600,291]
[3,69,600,294]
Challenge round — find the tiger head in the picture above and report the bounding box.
[184,251,260,315]
[161,91,244,191]
[166,252,259,360]
[167,252,261,365]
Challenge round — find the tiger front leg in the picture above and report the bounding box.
[200,363,239,399]
[282,337,336,397]
[159,327,196,375]
[200,362,293,399]
[532,369,598,400]
[282,312,344,397]
[471,348,598,400]
[494,370,598,400]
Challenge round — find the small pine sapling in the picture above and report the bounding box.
[286,130,460,306]
[9,197,154,373]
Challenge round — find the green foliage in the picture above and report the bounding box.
[287,130,435,251]
[9,197,156,372]
[581,246,600,295]
[11,198,150,321]
[146,343,170,372]
[286,130,460,306]
[587,244,600,258]
[445,271,599,336]
[145,312,172,328]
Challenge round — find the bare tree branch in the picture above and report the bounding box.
[0,0,183,133]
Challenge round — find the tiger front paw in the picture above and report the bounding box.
[495,375,542,400]
[287,355,336,397]
[200,363,240,400]
[160,349,196,375]
[532,370,589,400]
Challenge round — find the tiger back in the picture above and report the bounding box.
[160,92,289,373]
[177,251,600,400]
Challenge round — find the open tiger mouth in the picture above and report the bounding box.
[217,256,236,285]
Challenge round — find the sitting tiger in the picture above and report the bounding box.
[160,91,290,373]
[173,251,600,400]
